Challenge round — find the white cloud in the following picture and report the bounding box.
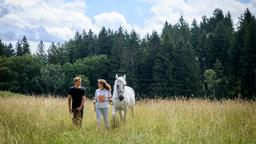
[0,0,96,42]
[45,26,74,41]
[94,12,133,32]
[140,0,256,34]
[1,0,256,45]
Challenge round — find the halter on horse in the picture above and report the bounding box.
[112,74,135,126]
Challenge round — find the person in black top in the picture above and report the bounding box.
[68,76,86,127]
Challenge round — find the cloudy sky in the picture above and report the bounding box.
[0,0,255,52]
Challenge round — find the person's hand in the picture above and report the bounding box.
[69,108,73,114]
[76,106,82,112]
[109,98,113,105]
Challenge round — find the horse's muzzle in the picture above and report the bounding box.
[118,96,124,101]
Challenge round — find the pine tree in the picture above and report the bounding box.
[140,31,160,97]
[21,36,30,55]
[110,27,126,75]
[121,30,141,92]
[97,27,112,56]
[235,9,256,98]
[191,19,200,56]
[48,42,58,64]
[36,41,47,62]
[16,40,23,56]
[0,40,14,57]
[152,22,174,97]
[0,39,5,56]
[5,43,14,57]
[87,29,97,55]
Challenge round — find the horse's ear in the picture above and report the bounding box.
[123,74,126,80]
[115,74,118,79]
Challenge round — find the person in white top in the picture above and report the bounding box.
[93,79,112,128]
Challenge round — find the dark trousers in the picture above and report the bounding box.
[72,108,83,127]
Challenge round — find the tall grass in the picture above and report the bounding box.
[0,93,255,144]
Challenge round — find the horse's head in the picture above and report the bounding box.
[115,74,127,101]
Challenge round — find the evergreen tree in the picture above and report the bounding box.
[0,40,14,57]
[0,8,255,99]
[152,22,174,97]
[0,39,5,56]
[235,9,256,98]
[110,27,126,77]
[121,30,141,92]
[87,29,97,55]
[5,43,14,57]
[48,42,58,64]
[16,40,23,56]
[140,31,160,97]
[21,36,30,55]
[97,27,113,56]
[36,41,47,62]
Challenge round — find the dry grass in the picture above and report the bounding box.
[0,92,256,144]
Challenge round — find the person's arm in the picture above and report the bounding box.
[68,95,72,113]
[77,96,85,112]
[108,91,112,104]
[93,94,96,104]
[77,88,86,111]
[93,90,97,111]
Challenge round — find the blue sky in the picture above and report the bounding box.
[0,0,255,52]
[86,0,152,27]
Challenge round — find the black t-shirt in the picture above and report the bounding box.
[68,86,86,109]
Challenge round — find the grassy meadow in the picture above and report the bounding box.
[0,91,256,144]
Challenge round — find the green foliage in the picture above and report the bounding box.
[204,69,221,98]
[0,8,255,99]
[21,36,30,55]
[37,64,66,95]
[0,40,14,57]
[96,27,113,56]
[234,9,256,98]
[2,55,43,93]
[36,40,47,63]
[15,40,23,56]
[15,36,30,56]
[0,91,23,97]
[120,30,142,92]
[140,31,160,97]
[58,55,109,96]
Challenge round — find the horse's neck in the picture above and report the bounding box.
[113,82,118,98]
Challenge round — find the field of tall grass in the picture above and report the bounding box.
[0,91,255,144]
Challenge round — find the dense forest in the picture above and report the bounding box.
[0,8,255,99]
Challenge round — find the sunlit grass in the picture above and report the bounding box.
[0,92,255,144]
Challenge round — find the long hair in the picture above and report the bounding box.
[98,79,111,91]
[104,83,111,91]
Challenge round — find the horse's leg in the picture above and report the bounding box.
[123,108,127,124]
[130,106,134,118]
[118,110,123,121]
[112,107,117,128]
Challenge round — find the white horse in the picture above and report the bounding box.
[112,74,135,125]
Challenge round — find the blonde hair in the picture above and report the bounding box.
[74,76,81,82]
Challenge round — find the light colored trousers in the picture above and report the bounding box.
[96,108,109,128]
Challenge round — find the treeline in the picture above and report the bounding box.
[0,8,255,99]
